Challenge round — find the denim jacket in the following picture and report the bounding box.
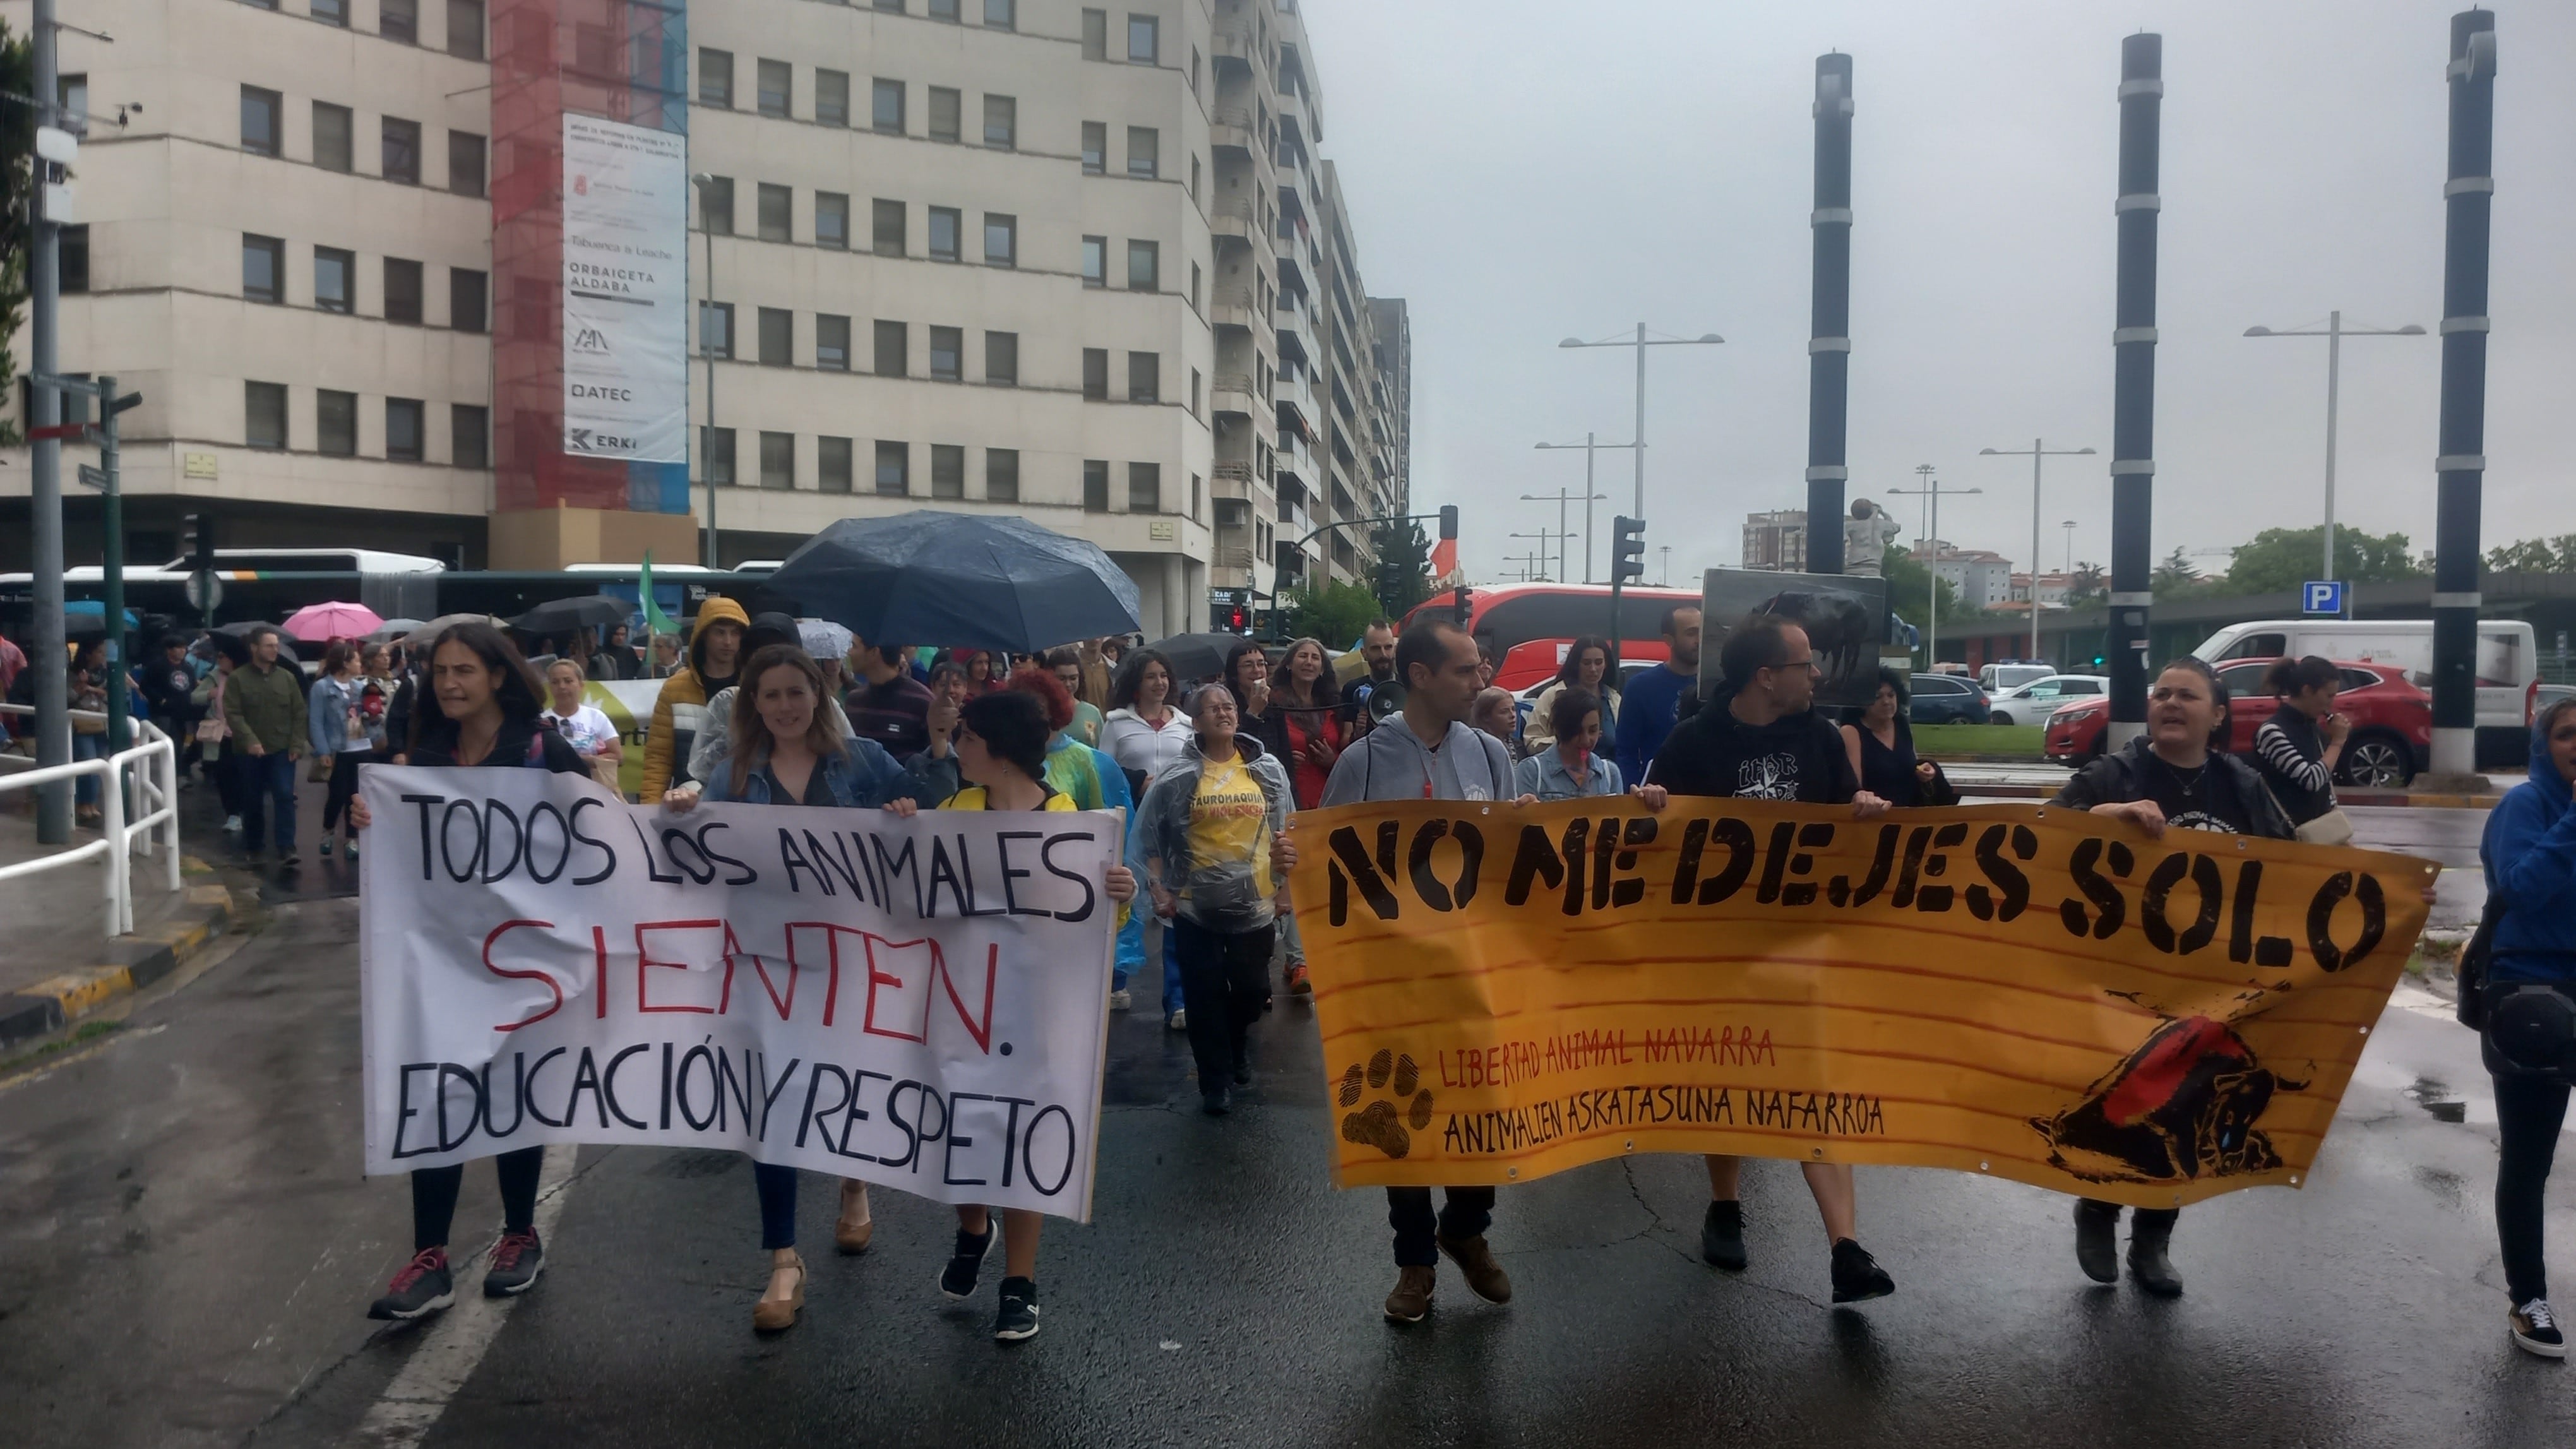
[698,737,958,809]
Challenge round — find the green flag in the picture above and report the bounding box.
[638,551,681,638]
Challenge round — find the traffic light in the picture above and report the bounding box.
[1611,516,1647,583]
[1438,504,1458,542]
[1454,584,1474,626]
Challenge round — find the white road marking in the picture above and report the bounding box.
[356,1147,581,1446]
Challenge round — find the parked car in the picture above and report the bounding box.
[2042,659,2431,785]
[1909,672,1991,725]
[1986,674,2109,727]
[1979,661,2056,694]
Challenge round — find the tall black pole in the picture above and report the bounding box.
[2105,34,2162,748]
[1805,52,1854,575]
[2430,10,2495,782]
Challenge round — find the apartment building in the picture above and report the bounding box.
[1,0,1409,638]
[1743,509,1809,572]
[1916,542,2017,609]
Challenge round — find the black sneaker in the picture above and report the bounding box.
[994,1277,1041,1342]
[368,1248,455,1321]
[2512,1299,2566,1359]
[1830,1238,1895,1304]
[482,1229,544,1297]
[1701,1200,1748,1270]
[2073,1200,2120,1284]
[1202,1086,1232,1116]
[940,1222,994,1299]
[1231,1055,1252,1086]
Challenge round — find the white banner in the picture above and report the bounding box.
[561,114,688,463]
[359,766,1121,1220]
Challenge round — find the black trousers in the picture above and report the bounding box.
[322,749,364,834]
[1387,1188,1495,1268]
[2495,1069,2570,1304]
[1171,915,1273,1090]
[2078,1199,2179,1235]
[410,1146,546,1253]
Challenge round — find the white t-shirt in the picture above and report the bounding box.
[544,704,620,758]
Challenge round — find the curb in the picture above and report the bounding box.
[0,876,239,1050]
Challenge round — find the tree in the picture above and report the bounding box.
[0,22,35,446]
[1881,545,1967,628]
[2065,561,2106,609]
[1277,580,1381,650]
[2488,535,2576,574]
[1369,515,1433,619]
[2221,525,2420,595]
[2153,546,2205,596]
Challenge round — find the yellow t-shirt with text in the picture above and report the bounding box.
[1184,755,1273,903]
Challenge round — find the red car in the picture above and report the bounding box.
[2042,659,2430,787]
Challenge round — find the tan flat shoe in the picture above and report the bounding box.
[835,1181,874,1255]
[752,1251,805,1333]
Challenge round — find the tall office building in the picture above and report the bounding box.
[1,0,1409,638]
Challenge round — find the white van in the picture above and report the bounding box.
[1978,662,2054,693]
[2190,618,2537,732]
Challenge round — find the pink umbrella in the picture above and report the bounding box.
[282,601,385,643]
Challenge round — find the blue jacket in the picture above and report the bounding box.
[308,674,369,755]
[698,737,958,809]
[2483,720,2576,983]
[1614,662,1693,785]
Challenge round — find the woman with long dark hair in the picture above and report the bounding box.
[347,623,590,1322]
[2254,655,2352,845]
[1101,648,1192,797]
[1839,667,1938,809]
[1524,635,1619,756]
[308,641,374,859]
[1269,637,1342,811]
[2051,655,2292,1297]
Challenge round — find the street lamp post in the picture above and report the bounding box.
[1510,529,1571,583]
[1979,439,2096,660]
[2062,520,2078,575]
[2244,313,2427,585]
[1657,546,1673,587]
[691,172,722,568]
[1533,434,1631,583]
[1888,465,1981,670]
[1521,484,1606,586]
[1557,326,1724,522]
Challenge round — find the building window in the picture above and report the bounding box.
[816,69,849,127]
[983,95,1015,149]
[1082,236,1106,287]
[874,0,900,9]
[984,0,1013,29]
[756,59,791,118]
[314,0,347,27]
[987,448,1019,502]
[59,225,88,292]
[448,129,486,196]
[242,234,284,302]
[698,301,736,359]
[872,78,903,133]
[382,117,421,184]
[875,441,909,496]
[929,326,962,381]
[385,258,423,322]
[1082,459,1109,511]
[1190,366,1201,417]
[1127,13,1158,63]
[1081,121,1105,174]
[1190,45,1200,95]
[931,444,965,499]
[1081,8,1107,60]
[1190,261,1202,309]
[814,191,849,249]
[874,319,906,376]
[318,390,358,455]
[982,213,1015,266]
[1129,462,1160,512]
[984,331,1017,386]
[760,431,794,489]
[1190,153,1200,201]
[757,183,791,242]
[314,246,355,313]
[386,398,426,461]
[1191,473,1202,520]
[452,403,489,469]
[756,307,792,366]
[241,86,282,155]
[872,199,905,256]
[381,0,416,42]
[1082,349,1107,401]
[314,102,354,171]
[700,176,734,234]
[927,206,960,261]
[818,436,853,494]
[928,87,960,143]
[451,268,487,331]
[700,48,734,107]
[1127,239,1159,291]
[446,0,483,59]
[245,383,288,449]
[1128,352,1159,405]
[927,0,957,18]
[702,427,736,486]
[1126,126,1157,179]
[817,314,850,370]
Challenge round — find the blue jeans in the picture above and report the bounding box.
[72,732,104,806]
[238,749,297,854]
[754,1162,798,1251]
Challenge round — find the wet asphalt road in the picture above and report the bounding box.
[6,807,2568,1448]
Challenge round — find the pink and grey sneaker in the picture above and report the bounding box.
[368,1248,455,1321]
[482,1229,546,1297]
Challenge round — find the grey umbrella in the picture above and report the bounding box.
[766,511,1142,653]
[510,595,633,636]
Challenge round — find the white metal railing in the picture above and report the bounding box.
[0,707,184,938]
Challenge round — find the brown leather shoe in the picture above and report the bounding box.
[834,1180,874,1255]
[752,1251,805,1333]
[1438,1234,1513,1304]
[1383,1264,1436,1323]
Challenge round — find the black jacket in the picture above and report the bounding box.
[2053,736,2296,840]
[408,712,590,776]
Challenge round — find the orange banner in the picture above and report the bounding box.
[1287,799,2436,1210]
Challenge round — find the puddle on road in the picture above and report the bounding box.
[2414,1164,2466,1209]
[2405,1076,2469,1123]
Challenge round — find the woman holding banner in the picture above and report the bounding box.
[347,623,592,1322]
[886,688,1137,1342]
[2052,655,2293,1297]
[1512,689,1624,802]
[665,643,961,1333]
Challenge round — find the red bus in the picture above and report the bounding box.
[1401,583,1703,691]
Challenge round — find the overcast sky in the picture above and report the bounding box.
[1300,0,2576,587]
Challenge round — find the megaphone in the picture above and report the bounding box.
[1367,679,1407,724]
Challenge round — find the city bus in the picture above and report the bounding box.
[1401,583,1705,691]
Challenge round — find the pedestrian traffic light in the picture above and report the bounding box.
[1611,516,1646,583]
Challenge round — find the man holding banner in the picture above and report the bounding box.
[1645,615,1899,1304]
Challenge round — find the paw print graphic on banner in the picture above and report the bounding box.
[1339,1049,1436,1159]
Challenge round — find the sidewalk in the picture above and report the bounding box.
[0,801,241,1049]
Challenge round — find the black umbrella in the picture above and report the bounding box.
[767,511,1142,654]
[510,594,632,636]
[1145,632,1257,683]
[216,621,299,661]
